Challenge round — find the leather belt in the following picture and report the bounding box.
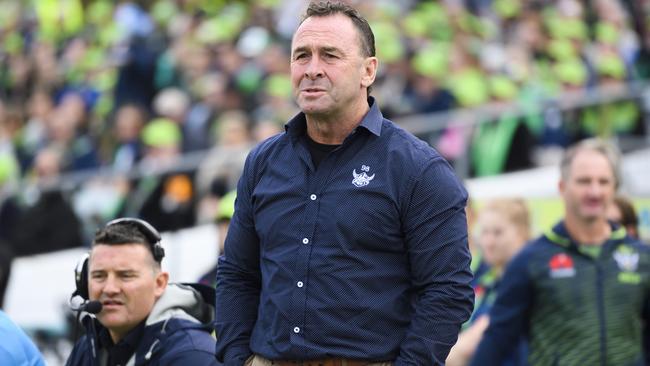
[270,359,371,366]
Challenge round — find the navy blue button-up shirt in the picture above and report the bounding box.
[215,99,474,365]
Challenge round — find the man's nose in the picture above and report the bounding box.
[588,181,603,194]
[304,56,324,79]
[102,275,120,294]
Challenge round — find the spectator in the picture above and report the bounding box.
[198,189,236,288]
[447,198,531,366]
[12,147,84,255]
[151,88,193,152]
[128,118,196,232]
[608,194,640,239]
[109,103,148,172]
[194,110,253,197]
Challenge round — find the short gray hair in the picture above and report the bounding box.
[560,138,621,188]
[301,1,375,59]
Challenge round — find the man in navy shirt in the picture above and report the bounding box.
[215,2,473,365]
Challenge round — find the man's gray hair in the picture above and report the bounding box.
[560,138,622,188]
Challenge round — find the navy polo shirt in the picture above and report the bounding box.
[215,98,473,365]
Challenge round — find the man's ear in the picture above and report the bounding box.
[361,56,378,89]
[154,271,169,299]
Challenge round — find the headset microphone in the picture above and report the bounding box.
[71,299,103,342]
[81,301,103,314]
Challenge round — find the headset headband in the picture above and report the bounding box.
[104,217,165,262]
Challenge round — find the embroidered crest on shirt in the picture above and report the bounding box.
[613,245,639,272]
[352,165,375,188]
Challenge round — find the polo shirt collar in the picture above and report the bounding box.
[285,97,383,139]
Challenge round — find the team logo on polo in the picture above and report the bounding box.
[549,253,576,278]
[613,245,639,272]
[352,165,375,187]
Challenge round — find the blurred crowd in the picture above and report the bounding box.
[0,0,650,257]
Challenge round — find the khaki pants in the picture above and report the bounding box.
[245,354,393,366]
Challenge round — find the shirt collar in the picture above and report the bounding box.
[98,319,147,357]
[546,220,627,249]
[285,96,383,138]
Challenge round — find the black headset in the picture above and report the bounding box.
[73,218,165,300]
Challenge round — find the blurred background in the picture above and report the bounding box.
[0,0,649,364]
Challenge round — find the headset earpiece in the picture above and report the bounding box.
[73,252,90,300]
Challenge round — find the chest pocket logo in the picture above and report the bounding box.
[549,253,576,278]
[613,245,639,272]
[352,164,375,188]
[614,245,641,284]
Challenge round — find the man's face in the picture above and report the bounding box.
[290,14,376,118]
[88,244,168,342]
[560,149,616,224]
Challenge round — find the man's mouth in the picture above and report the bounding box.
[302,87,325,93]
[102,300,124,307]
[583,199,604,211]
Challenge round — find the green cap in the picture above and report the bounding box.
[493,0,521,18]
[372,21,404,63]
[547,39,576,61]
[489,75,518,100]
[236,65,263,94]
[141,118,181,147]
[265,73,292,99]
[402,12,429,38]
[596,54,626,79]
[554,59,587,86]
[87,0,113,25]
[257,0,281,8]
[596,22,619,44]
[4,31,23,55]
[0,154,19,185]
[216,190,236,222]
[449,69,489,107]
[411,45,449,79]
[197,15,242,43]
[548,18,587,40]
[151,0,177,25]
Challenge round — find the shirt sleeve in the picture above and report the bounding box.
[394,157,474,366]
[469,247,533,366]
[641,287,650,365]
[163,350,222,366]
[215,153,262,365]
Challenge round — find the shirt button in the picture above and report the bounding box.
[302,238,309,244]
[293,327,300,333]
[310,194,317,200]
[297,281,304,288]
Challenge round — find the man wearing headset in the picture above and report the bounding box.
[66,218,219,366]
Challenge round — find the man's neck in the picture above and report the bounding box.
[564,215,611,246]
[305,100,369,144]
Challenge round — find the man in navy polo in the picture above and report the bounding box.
[215,2,473,365]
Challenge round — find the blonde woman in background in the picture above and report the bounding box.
[447,198,531,366]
